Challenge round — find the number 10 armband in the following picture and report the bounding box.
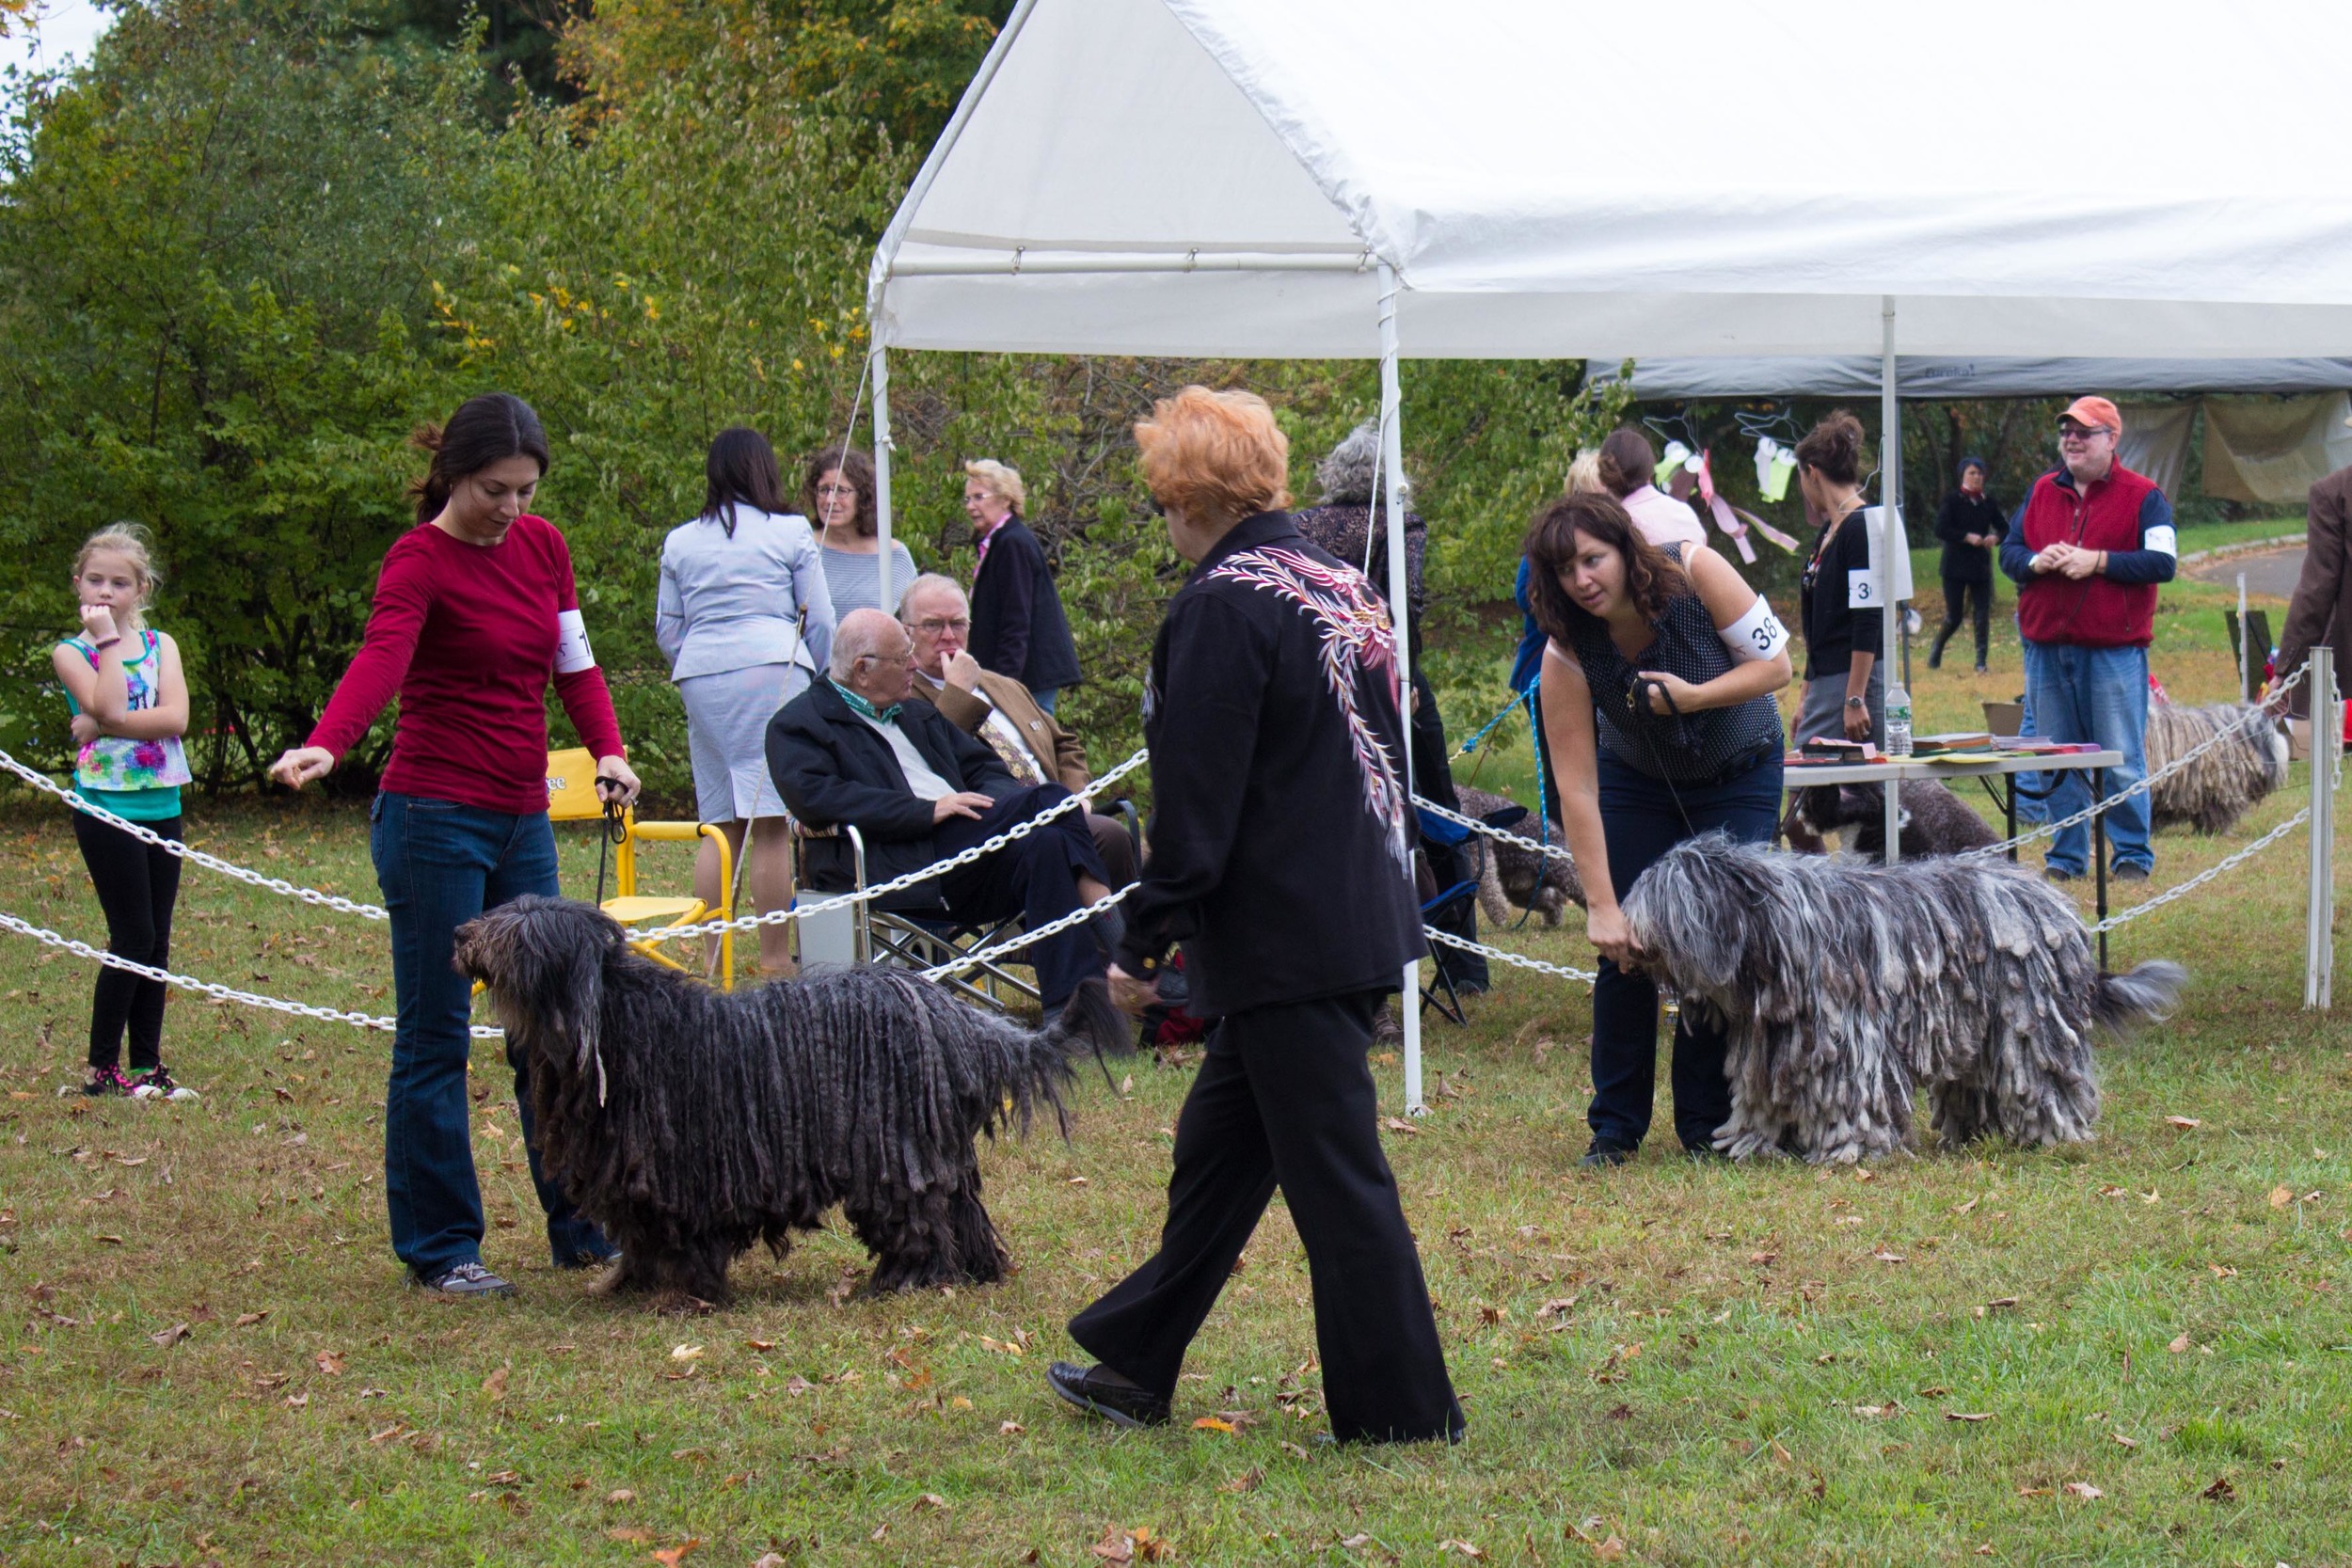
[1718,596,1789,664]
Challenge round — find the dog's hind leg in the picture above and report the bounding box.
[848,1187,964,1296]
[946,1176,1009,1286]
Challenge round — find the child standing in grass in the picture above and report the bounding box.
[51,526,199,1101]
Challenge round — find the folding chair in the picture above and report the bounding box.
[788,820,1037,1013]
[545,748,737,989]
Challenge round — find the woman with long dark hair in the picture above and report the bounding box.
[271,392,639,1298]
[1526,492,1792,1166]
[658,426,835,975]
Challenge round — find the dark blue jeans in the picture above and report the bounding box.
[370,792,609,1279]
[1589,752,1784,1152]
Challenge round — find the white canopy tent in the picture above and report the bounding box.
[866,0,2352,1099]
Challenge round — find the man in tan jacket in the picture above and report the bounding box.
[898,575,1137,886]
[2275,453,2352,727]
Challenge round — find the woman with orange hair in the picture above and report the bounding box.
[1048,387,1462,1447]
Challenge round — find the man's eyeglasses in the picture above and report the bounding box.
[910,617,970,635]
[2057,423,2111,442]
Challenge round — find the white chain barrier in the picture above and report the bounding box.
[1411,794,1575,863]
[1421,923,1597,983]
[918,879,1140,982]
[0,747,392,921]
[0,907,503,1038]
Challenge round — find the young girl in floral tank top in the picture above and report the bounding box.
[50,527,199,1100]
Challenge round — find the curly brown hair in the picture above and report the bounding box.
[800,446,878,537]
[1520,491,1692,644]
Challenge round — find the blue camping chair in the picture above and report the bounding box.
[1415,805,1482,1025]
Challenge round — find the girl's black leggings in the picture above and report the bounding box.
[71,812,183,1071]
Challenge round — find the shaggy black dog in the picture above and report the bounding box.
[453,895,1125,1303]
[1788,778,1999,861]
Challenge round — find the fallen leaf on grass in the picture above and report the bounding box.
[1945,1411,1995,1423]
[2016,1486,2052,1497]
[1191,1416,1236,1433]
[2061,1481,2103,1499]
[999,1420,1025,1435]
[914,1494,949,1513]
[284,1392,310,1408]
[95,1234,124,1245]
[366,1424,406,1444]
[232,1311,269,1328]
[2112,1433,2139,1449]
[2167,1333,2193,1354]
[2209,1264,2239,1279]
[1851,1402,1901,1418]
[1279,1440,1310,1460]
[1591,1538,1628,1561]
[2160,1114,2201,1131]
[781,1375,813,1397]
[482,1366,510,1399]
[606,1528,654,1544]
[1535,1296,1580,1320]
[1872,1249,1906,1264]
[1338,1532,1373,1549]
[1748,1251,1779,1266]
[978,1336,1025,1357]
[315,1352,343,1375]
[1437,1542,1486,1560]
[1916,1385,1950,1398]
[607,1489,637,1504]
[744,1338,775,1352]
[2201,1475,2235,1502]
[2270,1185,2296,1208]
[1950,1197,1979,1216]
[1218,1466,1262,1495]
[1381,1117,1421,1136]
[648,1541,699,1567]
[1983,1297,2020,1312]
[150,1323,190,1348]
[669,1343,705,1362]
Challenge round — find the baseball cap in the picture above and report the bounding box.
[2058,396,2122,436]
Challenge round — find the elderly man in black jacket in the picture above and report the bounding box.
[765,608,1114,1015]
[1046,388,1462,1447]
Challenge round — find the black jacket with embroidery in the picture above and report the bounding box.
[1117,512,1425,1018]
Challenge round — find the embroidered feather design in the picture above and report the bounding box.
[1206,546,1412,869]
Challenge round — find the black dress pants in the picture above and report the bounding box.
[72,811,183,1072]
[1069,989,1464,1445]
[933,784,1108,1009]
[1931,574,1993,667]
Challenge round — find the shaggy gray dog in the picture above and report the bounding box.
[2146,701,2289,834]
[1621,835,2185,1164]
[1788,778,1999,862]
[1453,784,1583,927]
[453,895,1124,1304]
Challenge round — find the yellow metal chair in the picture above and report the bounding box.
[545,748,736,989]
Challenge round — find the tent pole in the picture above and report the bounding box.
[871,342,896,611]
[1378,261,1425,1117]
[1881,297,1903,861]
[2308,647,2337,1010]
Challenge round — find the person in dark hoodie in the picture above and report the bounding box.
[1295,419,1486,996]
[1047,386,1462,1448]
[1930,454,2005,673]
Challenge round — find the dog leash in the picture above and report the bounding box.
[1631,676,1699,839]
[594,794,628,909]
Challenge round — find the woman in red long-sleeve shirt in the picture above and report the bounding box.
[272,393,640,1299]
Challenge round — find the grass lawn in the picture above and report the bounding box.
[3,546,2347,1566]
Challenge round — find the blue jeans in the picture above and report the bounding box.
[1033,687,1059,716]
[370,792,610,1279]
[2021,641,2152,877]
[1589,752,1784,1151]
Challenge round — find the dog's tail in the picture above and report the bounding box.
[2093,959,2188,1036]
[1046,976,1134,1093]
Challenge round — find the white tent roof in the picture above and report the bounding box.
[1601,358,2352,401]
[875,0,2352,360]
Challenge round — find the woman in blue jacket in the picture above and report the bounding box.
[658,427,835,974]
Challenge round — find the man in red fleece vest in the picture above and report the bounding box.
[1999,397,2177,883]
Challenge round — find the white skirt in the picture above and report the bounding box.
[678,663,808,823]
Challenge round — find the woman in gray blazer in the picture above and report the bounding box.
[657,427,835,974]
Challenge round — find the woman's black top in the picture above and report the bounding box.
[967,515,1082,691]
[1798,510,1883,682]
[1116,512,1424,1018]
[1563,546,1783,784]
[1934,489,2007,583]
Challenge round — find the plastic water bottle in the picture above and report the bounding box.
[1884,680,1913,757]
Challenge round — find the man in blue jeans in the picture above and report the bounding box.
[2000,397,2178,882]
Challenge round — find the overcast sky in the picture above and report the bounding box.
[2,0,115,80]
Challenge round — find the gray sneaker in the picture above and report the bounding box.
[416,1261,516,1298]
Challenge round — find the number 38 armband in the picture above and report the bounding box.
[1717,596,1790,664]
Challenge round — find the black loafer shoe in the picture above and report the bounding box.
[2111,863,2151,883]
[1046,1360,1169,1429]
[1580,1139,1637,1168]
